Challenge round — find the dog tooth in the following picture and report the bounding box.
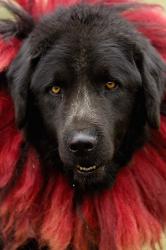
[76,164,99,172]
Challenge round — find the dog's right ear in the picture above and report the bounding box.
[7,42,34,129]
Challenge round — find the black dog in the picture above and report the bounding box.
[6,3,166,192]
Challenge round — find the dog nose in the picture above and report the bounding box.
[68,129,97,154]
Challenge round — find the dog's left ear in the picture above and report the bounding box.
[135,41,166,129]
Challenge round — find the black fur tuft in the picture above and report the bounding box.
[0,0,34,39]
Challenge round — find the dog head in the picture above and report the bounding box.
[7,4,166,190]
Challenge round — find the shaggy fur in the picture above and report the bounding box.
[0,0,166,249]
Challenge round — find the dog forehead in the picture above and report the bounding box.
[29,3,142,90]
[30,4,136,56]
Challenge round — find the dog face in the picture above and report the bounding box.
[8,4,166,190]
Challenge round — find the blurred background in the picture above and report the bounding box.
[0,0,165,18]
[146,0,165,4]
[147,0,165,4]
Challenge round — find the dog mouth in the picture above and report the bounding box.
[72,164,108,189]
[68,163,109,189]
[75,164,103,174]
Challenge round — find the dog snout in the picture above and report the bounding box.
[67,128,98,155]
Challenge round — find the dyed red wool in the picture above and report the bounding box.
[0,0,166,249]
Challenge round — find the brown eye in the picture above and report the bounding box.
[51,86,61,94]
[105,81,118,90]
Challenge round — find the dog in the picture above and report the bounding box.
[7,2,166,189]
[0,0,166,249]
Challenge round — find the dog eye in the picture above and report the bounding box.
[105,81,118,90]
[51,86,61,94]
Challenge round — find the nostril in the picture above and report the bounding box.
[68,132,97,153]
[70,140,95,152]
